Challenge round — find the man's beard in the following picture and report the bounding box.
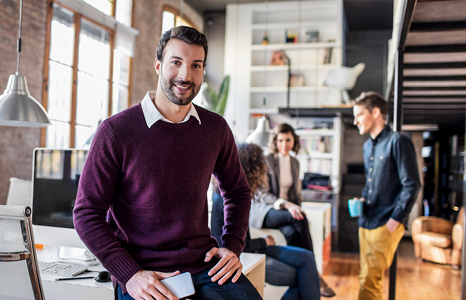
[160,70,200,106]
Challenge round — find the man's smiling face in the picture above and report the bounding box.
[156,39,205,106]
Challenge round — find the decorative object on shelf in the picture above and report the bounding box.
[245,115,271,147]
[323,63,365,105]
[200,75,230,116]
[0,0,51,127]
[305,30,319,43]
[270,50,288,65]
[262,31,269,45]
[285,29,298,43]
[290,74,304,87]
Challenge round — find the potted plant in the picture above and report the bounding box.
[200,75,230,116]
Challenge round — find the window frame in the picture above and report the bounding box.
[41,0,133,148]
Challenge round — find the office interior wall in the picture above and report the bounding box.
[345,29,392,98]
[203,11,226,96]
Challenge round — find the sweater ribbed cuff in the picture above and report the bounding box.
[222,236,245,257]
[107,253,143,287]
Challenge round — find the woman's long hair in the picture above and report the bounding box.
[237,143,268,196]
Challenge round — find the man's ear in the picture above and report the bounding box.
[372,106,381,119]
[154,58,162,76]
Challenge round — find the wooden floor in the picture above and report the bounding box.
[321,238,461,300]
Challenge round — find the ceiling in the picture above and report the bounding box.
[386,0,466,129]
[187,0,394,31]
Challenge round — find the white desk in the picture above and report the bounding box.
[37,246,265,299]
[302,202,332,274]
[36,246,113,300]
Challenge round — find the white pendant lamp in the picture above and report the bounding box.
[245,115,271,147]
[0,0,51,127]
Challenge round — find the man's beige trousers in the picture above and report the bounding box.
[358,224,405,300]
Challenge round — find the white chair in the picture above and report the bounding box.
[323,63,366,104]
[249,227,287,246]
[0,205,45,299]
[6,177,33,206]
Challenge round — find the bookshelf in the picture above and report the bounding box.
[224,0,345,142]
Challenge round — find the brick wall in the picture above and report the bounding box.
[0,0,200,204]
[0,0,47,204]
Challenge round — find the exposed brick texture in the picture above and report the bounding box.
[0,0,47,205]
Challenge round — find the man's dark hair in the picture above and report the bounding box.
[353,91,388,118]
[269,123,301,154]
[156,26,208,66]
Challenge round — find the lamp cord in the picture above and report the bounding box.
[16,0,23,75]
[262,0,269,117]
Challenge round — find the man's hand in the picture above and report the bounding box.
[204,247,242,285]
[126,270,180,300]
[386,218,400,233]
[262,235,276,246]
[283,202,306,220]
[353,197,365,202]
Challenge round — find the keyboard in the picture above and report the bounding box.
[38,261,88,277]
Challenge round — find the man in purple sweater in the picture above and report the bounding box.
[73,26,261,300]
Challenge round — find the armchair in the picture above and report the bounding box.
[411,207,463,269]
[0,205,45,299]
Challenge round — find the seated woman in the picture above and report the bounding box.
[249,123,335,297]
[211,143,320,300]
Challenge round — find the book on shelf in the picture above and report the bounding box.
[300,136,333,154]
[322,47,333,64]
[307,158,332,175]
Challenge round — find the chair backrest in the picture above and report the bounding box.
[323,63,366,89]
[6,177,33,206]
[0,205,45,300]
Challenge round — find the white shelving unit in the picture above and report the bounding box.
[224,0,345,142]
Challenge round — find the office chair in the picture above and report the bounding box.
[323,63,365,105]
[0,205,46,299]
[6,177,33,206]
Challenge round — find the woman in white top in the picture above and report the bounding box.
[249,123,336,297]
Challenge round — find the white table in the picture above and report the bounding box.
[302,202,332,273]
[37,246,265,299]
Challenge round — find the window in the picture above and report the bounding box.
[42,0,133,148]
[161,5,198,35]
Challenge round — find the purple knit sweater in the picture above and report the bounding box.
[73,103,251,291]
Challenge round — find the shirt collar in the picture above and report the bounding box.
[371,125,391,144]
[141,91,201,128]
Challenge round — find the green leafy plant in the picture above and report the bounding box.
[201,75,230,116]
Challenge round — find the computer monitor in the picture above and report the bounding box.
[31,148,95,262]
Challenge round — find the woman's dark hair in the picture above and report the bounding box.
[156,26,208,66]
[268,123,300,154]
[237,143,268,196]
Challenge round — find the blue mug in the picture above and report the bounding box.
[348,199,363,217]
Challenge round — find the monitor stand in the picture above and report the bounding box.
[57,246,99,266]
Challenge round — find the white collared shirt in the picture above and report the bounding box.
[141,90,201,128]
